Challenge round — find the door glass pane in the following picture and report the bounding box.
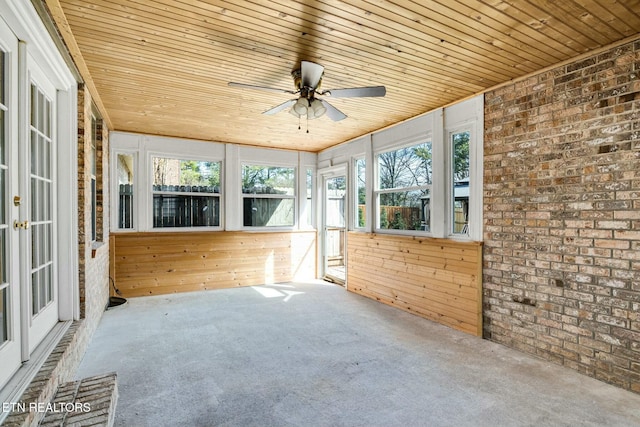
[44,133,51,179]
[30,177,37,221]
[44,181,51,222]
[326,177,345,227]
[31,271,38,314]
[43,265,51,310]
[0,50,4,105]
[0,109,4,165]
[0,286,7,344]
[44,97,50,137]
[44,223,51,264]
[0,229,5,284]
[37,91,44,133]
[0,169,4,225]
[30,84,36,131]
[0,49,4,165]
[0,108,6,164]
[30,130,36,175]
[325,176,346,283]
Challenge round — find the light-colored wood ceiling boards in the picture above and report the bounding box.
[48,0,640,152]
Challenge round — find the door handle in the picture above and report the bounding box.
[13,220,29,230]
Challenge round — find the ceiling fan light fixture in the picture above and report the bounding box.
[292,98,308,116]
[307,98,326,119]
[289,108,301,118]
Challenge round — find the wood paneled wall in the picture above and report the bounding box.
[111,231,316,297]
[347,232,483,336]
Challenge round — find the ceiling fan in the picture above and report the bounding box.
[228,61,386,122]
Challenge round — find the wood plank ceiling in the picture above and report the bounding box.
[47,0,640,152]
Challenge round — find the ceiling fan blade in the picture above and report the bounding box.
[263,99,297,115]
[301,61,324,89]
[322,86,386,98]
[320,99,347,121]
[228,82,297,95]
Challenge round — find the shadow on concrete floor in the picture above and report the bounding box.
[77,281,640,427]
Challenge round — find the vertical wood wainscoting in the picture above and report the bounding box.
[348,232,483,336]
[112,231,316,297]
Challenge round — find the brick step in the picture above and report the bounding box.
[39,373,118,427]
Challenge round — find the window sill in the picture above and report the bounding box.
[91,240,105,258]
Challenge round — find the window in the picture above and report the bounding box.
[88,107,103,242]
[376,142,432,232]
[117,153,134,229]
[451,131,470,235]
[355,157,366,228]
[242,165,295,227]
[152,157,221,228]
[89,113,97,241]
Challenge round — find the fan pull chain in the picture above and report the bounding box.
[306,116,309,133]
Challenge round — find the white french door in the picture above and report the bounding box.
[24,58,58,354]
[320,166,348,285]
[0,16,21,389]
[0,18,60,389]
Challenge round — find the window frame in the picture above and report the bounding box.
[353,156,366,230]
[443,95,483,241]
[301,166,315,229]
[89,110,98,242]
[448,127,472,237]
[113,150,137,232]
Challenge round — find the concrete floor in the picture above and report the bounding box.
[77,281,640,427]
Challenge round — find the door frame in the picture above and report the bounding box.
[317,164,348,285]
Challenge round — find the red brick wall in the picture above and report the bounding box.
[483,39,640,393]
[77,83,110,324]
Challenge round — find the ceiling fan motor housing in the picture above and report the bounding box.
[291,68,322,94]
